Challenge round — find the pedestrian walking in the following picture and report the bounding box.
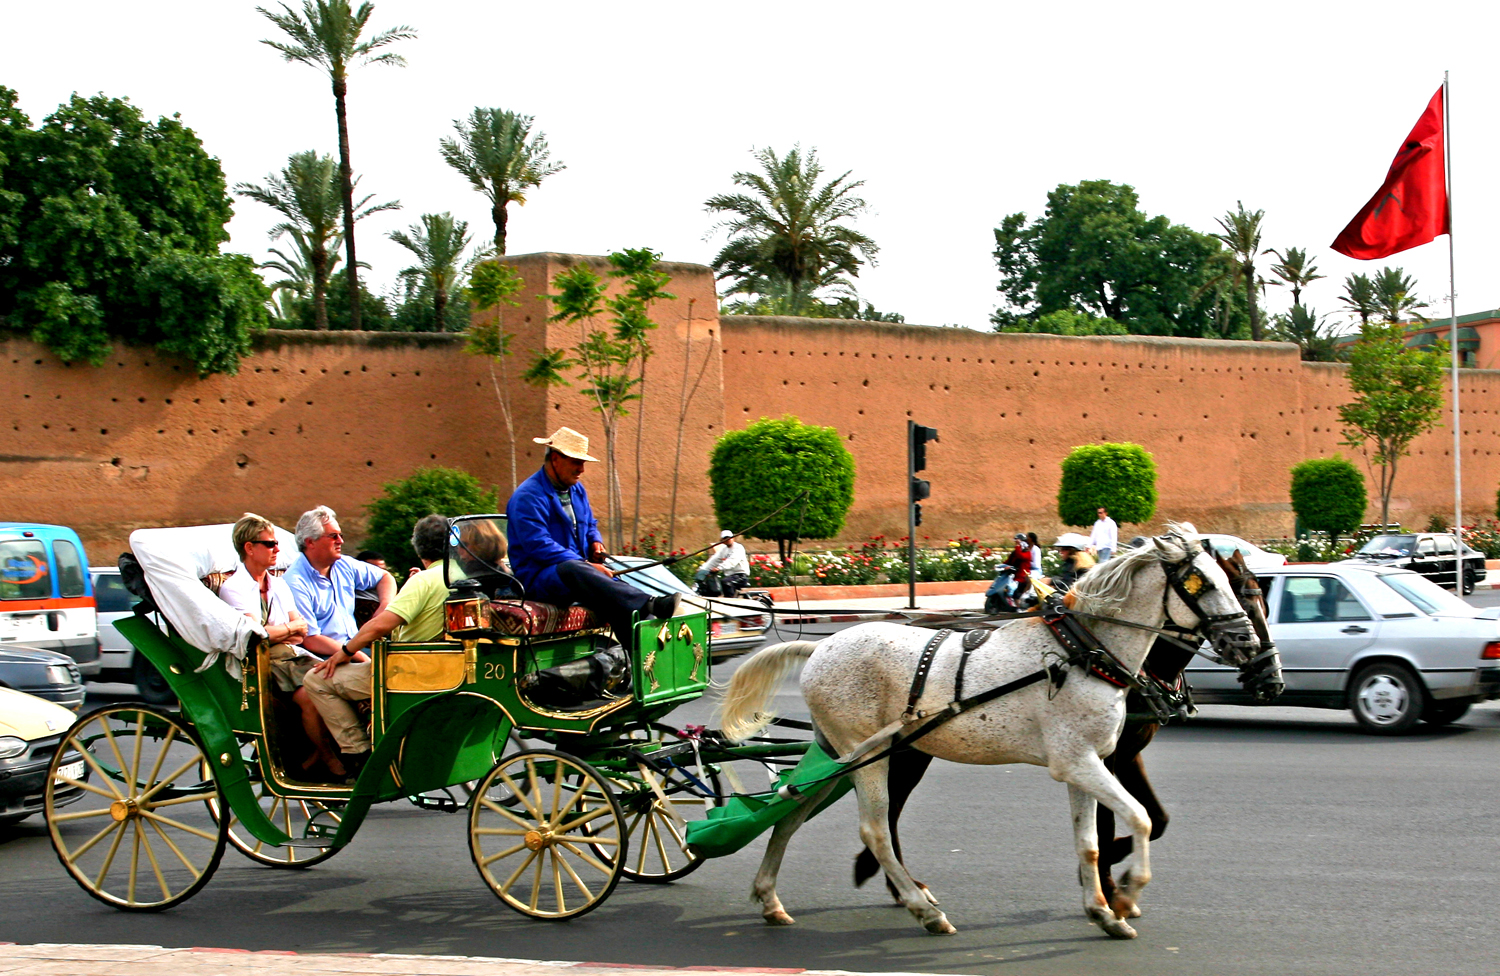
[1090,506,1118,562]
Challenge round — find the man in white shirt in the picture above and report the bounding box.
[699,530,750,596]
[1090,506,1119,562]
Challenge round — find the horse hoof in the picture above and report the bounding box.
[763,910,796,926]
[1101,917,1137,939]
[923,915,957,935]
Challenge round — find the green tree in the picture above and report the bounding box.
[0,87,266,374]
[1340,272,1378,327]
[709,416,856,562]
[1269,305,1343,362]
[1338,321,1448,527]
[1267,246,1324,309]
[706,145,878,315]
[278,271,391,330]
[1372,266,1428,325]
[1204,201,1268,341]
[364,466,498,577]
[234,150,398,330]
[465,260,526,490]
[388,212,487,332]
[1290,455,1366,537]
[439,108,565,255]
[995,308,1127,336]
[258,0,415,330]
[1056,443,1158,527]
[991,180,1235,337]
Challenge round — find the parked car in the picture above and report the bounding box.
[606,556,769,657]
[1195,533,1287,573]
[0,686,86,826]
[1186,562,1500,734]
[1342,532,1487,594]
[1,522,100,675]
[90,566,174,705]
[0,645,85,711]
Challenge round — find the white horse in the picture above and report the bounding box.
[718,523,1258,939]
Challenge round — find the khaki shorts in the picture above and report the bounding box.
[267,645,318,693]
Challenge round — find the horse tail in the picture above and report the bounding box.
[718,640,819,743]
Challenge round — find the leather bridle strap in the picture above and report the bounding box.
[903,628,951,719]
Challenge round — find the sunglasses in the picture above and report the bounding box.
[322,533,344,542]
[249,539,279,549]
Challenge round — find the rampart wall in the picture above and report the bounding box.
[3,252,1498,562]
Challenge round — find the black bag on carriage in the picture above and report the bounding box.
[517,639,632,710]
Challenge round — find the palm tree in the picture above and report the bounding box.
[1266,246,1324,309]
[705,145,878,315]
[1340,272,1379,327]
[235,150,398,329]
[1207,201,1268,340]
[1269,305,1343,362]
[258,1,415,330]
[389,213,488,331]
[1372,266,1429,325]
[438,108,565,254]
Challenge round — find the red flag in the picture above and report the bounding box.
[1331,87,1449,260]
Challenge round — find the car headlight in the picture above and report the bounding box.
[47,665,74,685]
[0,737,28,760]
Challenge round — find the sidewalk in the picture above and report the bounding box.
[771,591,986,624]
[0,944,956,976]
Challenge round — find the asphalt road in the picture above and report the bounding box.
[5,603,1500,976]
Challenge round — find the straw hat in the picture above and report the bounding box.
[1052,532,1092,550]
[533,427,600,462]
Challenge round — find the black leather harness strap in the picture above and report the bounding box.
[954,627,991,700]
[904,628,952,718]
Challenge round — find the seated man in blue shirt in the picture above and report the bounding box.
[286,505,395,779]
[507,427,677,653]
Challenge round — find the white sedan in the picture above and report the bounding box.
[1186,562,1500,734]
[1195,533,1287,572]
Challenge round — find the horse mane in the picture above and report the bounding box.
[1068,521,1198,616]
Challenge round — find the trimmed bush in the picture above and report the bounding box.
[363,466,499,576]
[1289,455,1366,537]
[1056,443,1157,527]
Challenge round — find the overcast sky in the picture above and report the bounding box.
[6,1,1498,331]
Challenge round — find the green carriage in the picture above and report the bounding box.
[42,515,740,920]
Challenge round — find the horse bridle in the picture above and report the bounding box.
[1159,544,1283,703]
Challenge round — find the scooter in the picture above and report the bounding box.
[984,565,1037,614]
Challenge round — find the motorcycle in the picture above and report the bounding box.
[984,564,1036,614]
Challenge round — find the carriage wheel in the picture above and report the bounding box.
[45,705,228,911]
[469,750,626,920]
[203,741,343,869]
[606,727,722,884]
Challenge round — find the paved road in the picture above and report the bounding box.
[5,605,1500,975]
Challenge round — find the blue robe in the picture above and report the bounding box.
[505,466,604,605]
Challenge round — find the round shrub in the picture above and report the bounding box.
[1289,455,1366,537]
[1056,443,1157,527]
[363,466,499,576]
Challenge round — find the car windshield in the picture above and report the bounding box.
[1378,572,1475,615]
[1359,535,1416,557]
[606,557,693,597]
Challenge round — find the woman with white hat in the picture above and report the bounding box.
[1050,532,1096,589]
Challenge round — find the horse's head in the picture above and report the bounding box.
[1212,549,1285,703]
[1144,524,1263,676]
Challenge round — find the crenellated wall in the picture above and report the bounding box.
[3,254,1498,563]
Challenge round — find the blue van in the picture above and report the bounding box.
[0,523,100,674]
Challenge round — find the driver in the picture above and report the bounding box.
[506,427,677,652]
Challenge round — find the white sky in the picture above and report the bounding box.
[6,1,1499,330]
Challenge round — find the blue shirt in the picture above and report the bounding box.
[284,554,386,645]
[505,466,603,605]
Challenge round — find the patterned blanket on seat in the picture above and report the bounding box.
[489,600,601,637]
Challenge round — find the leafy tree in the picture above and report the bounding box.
[1372,266,1428,325]
[388,212,487,332]
[1204,201,1268,341]
[1269,305,1343,362]
[991,180,1236,338]
[439,108,565,254]
[1340,273,1378,327]
[1338,321,1448,527]
[996,308,1126,336]
[709,415,856,562]
[0,87,266,374]
[1056,443,1158,527]
[390,282,470,332]
[363,466,498,577]
[234,150,398,330]
[1290,455,1366,537]
[278,271,391,329]
[465,260,526,490]
[706,145,877,315]
[1267,246,1324,309]
[258,0,415,330]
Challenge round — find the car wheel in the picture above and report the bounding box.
[131,652,177,706]
[1421,700,1472,726]
[1349,662,1426,735]
[1462,568,1477,596]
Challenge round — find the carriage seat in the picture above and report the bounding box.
[487,600,602,637]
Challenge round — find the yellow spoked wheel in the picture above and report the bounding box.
[469,750,626,920]
[204,742,343,869]
[45,705,227,911]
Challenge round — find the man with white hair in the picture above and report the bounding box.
[285,505,395,778]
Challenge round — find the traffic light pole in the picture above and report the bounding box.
[906,420,917,609]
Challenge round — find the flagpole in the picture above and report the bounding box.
[1445,71,1462,540]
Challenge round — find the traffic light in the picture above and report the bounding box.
[913,503,923,526]
[910,477,930,501]
[911,424,939,472]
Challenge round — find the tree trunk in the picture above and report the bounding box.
[1291,283,1302,309]
[434,284,447,333]
[631,354,646,547]
[1244,262,1261,341]
[333,75,361,331]
[499,350,516,492]
[311,245,330,331]
[494,200,508,256]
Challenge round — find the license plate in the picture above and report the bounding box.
[55,761,84,784]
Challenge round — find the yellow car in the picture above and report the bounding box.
[0,686,85,826]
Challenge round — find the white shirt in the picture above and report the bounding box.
[702,540,749,576]
[218,567,312,657]
[1090,517,1119,552]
